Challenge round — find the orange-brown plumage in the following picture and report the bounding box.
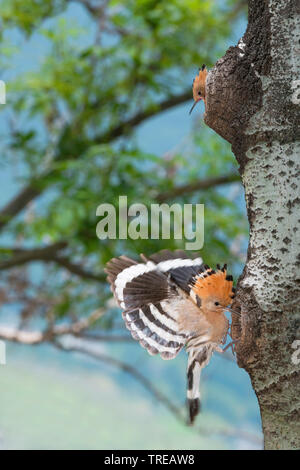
[192,268,234,308]
[192,65,208,102]
[187,266,235,345]
[189,64,208,114]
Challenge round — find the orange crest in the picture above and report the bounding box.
[189,64,208,114]
[191,265,234,307]
[192,64,207,102]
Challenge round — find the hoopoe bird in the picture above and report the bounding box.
[189,64,208,114]
[105,250,236,424]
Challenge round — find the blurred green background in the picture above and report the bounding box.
[0,0,262,449]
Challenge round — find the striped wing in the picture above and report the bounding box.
[123,303,187,359]
[105,250,206,360]
[147,250,207,294]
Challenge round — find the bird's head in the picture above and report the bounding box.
[190,264,235,315]
[189,64,208,115]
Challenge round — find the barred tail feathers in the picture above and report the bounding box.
[186,345,212,424]
[187,359,201,424]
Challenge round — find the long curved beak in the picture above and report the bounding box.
[226,306,241,316]
[189,99,201,115]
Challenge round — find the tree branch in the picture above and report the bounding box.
[70,0,103,16]
[0,173,240,280]
[53,339,262,446]
[0,185,41,231]
[50,255,106,282]
[0,242,67,270]
[0,90,191,232]
[97,90,191,144]
[54,339,185,422]
[0,318,261,446]
[0,243,106,282]
[79,332,133,342]
[0,308,104,344]
[156,173,240,202]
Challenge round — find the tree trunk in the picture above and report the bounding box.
[204,0,300,449]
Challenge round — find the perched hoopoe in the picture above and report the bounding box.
[189,64,208,114]
[105,250,236,424]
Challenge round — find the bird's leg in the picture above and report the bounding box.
[222,339,240,355]
[222,314,241,355]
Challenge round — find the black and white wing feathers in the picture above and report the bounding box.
[105,250,206,360]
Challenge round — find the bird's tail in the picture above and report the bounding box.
[186,345,212,424]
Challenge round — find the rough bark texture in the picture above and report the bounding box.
[204,0,300,449]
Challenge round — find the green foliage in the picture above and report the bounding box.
[1,0,65,34]
[0,0,247,324]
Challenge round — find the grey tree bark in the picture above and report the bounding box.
[204,0,300,449]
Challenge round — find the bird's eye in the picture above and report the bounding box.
[214,302,220,306]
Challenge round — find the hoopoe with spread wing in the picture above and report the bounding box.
[105,250,236,424]
[189,64,208,114]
